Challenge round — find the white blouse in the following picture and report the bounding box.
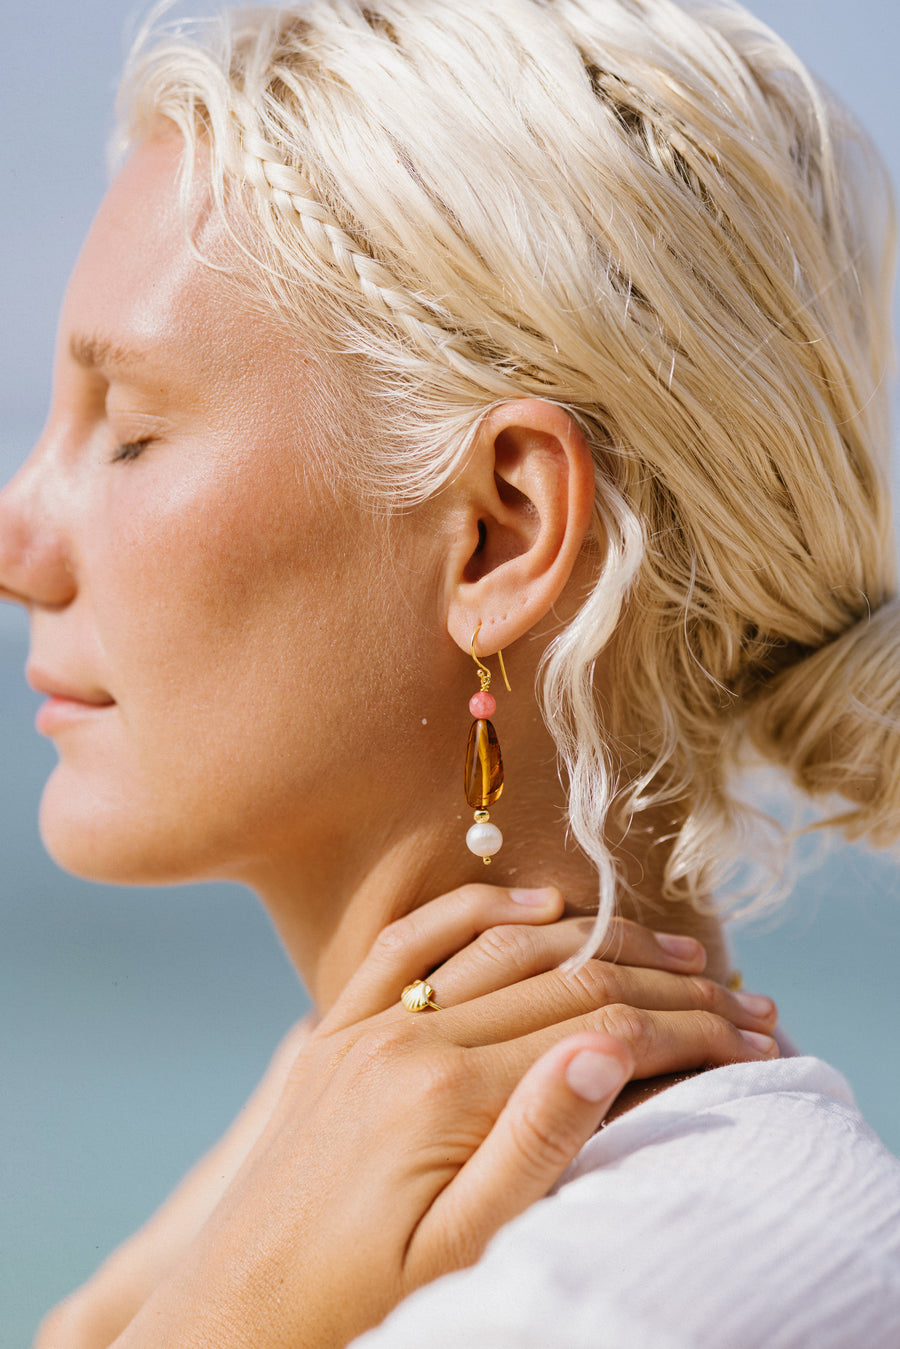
[354,1056,900,1348]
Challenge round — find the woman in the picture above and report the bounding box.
[4,0,900,1344]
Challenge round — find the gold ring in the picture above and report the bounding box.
[401,979,442,1012]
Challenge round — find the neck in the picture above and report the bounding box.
[239,720,730,1012]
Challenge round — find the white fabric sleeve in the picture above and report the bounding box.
[351,1058,900,1349]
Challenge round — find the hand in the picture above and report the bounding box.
[107,884,777,1349]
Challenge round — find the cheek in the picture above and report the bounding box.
[41,500,378,882]
[96,455,333,699]
[88,464,392,804]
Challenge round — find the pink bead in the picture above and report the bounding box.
[469,691,496,718]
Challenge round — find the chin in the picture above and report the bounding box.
[38,769,201,887]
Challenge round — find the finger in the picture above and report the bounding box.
[319,883,564,1031]
[410,1033,632,1280]
[428,916,706,1006]
[596,919,707,973]
[481,1005,779,1092]
[441,960,777,1045]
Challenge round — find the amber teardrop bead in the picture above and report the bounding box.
[465,719,504,809]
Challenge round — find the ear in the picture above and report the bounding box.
[444,399,597,655]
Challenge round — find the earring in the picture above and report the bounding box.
[465,624,511,864]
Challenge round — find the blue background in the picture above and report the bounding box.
[1,3,899,1344]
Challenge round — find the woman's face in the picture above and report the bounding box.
[0,135,443,886]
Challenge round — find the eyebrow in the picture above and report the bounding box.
[69,332,147,372]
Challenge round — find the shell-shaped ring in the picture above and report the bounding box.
[401,979,442,1012]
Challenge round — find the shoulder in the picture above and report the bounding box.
[354,1058,900,1349]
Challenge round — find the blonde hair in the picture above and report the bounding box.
[117,0,898,935]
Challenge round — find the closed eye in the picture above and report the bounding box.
[110,438,153,464]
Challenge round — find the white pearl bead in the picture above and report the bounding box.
[466,821,503,858]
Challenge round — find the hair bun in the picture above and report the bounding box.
[747,598,900,845]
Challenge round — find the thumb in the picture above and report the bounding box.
[415,1033,632,1279]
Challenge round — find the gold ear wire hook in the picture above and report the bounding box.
[471,623,512,693]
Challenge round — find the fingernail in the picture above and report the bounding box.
[510,887,557,907]
[653,932,702,960]
[734,991,776,1018]
[566,1050,628,1102]
[739,1030,777,1057]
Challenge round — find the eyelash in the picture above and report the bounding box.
[110,438,153,464]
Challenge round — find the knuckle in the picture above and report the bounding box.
[599,1003,653,1054]
[698,1011,741,1058]
[333,1027,425,1100]
[370,918,413,965]
[687,976,719,1013]
[342,1021,408,1073]
[565,959,617,1006]
[415,1049,469,1103]
[326,1031,470,1123]
[509,1099,579,1176]
[680,1009,738,1064]
[456,882,496,914]
[475,922,538,970]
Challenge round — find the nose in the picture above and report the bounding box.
[0,440,78,610]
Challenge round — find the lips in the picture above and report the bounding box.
[27,665,116,735]
[26,665,115,707]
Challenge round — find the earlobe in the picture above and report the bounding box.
[445,399,597,654]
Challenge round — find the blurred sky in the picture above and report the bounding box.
[1,2,899,1344]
